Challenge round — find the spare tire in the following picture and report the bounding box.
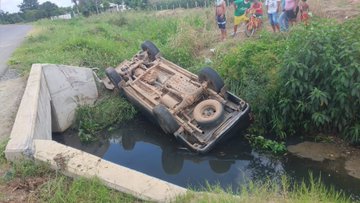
[198,67,224,93]
[105,67,122,90]
[153,104,180,134]
[141,41,160,62]
[193,99,224,127]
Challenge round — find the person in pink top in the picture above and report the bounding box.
[284,0,299,25]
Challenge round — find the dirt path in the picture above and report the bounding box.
[0,78,26,142]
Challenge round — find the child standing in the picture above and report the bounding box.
[299,0,310,25]
[215,0,227,41]
[265,0,281,32]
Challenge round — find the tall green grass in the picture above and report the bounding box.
[177,174,350,203]
[37,176,138,203]
[9,10,216,76]
[1,160,350,203]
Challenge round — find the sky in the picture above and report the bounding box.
[1,0,73,13]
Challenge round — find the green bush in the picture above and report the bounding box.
[75,96,136,142]
[215,33,286,134]
[272,18,360,141]
[245,135,287,155]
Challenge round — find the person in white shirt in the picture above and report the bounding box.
[265,0,281,32]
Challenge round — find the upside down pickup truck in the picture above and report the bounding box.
[103,41,252,153]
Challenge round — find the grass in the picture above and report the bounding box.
[8,9,218,76]
[75,91,137,142]
[37,176,138,203]
[0,139,9,164]
[1,159,351,203]
[177,175,350,203]
[3,162,139,202]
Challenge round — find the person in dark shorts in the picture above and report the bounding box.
[284,0,299,25]
[215,0,227,41]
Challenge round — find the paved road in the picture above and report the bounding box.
[0,25,32,76]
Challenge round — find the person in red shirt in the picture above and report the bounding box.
[251,0,264,18]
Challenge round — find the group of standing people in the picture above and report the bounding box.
[215,0,310,40]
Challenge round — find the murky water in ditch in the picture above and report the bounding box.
[53,116,360,200]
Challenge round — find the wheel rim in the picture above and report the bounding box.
[201,105,216,119]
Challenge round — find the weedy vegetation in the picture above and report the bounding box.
[245,135,287,155]
[176,174,350,203]
[75,95,137,142]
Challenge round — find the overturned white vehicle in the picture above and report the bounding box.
[103,41,252,153]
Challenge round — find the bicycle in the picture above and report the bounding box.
[244,9,262,37]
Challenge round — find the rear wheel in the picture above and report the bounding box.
[193,99,224,127]
[198,67,224,93]
[141,41,160,62]
[105,67,122,90]
[153,104,180,134]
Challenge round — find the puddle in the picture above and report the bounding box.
[53,116,360,200]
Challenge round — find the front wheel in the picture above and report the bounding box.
[141,41,160,62]
[245,22,256,37]
[105,67,122,90]
[198,67,224,93]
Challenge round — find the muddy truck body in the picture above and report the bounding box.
[103,41,252,153]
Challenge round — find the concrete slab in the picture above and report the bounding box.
[34,140,187,202]
[42,64,98,132]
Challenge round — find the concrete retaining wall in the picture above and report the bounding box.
[5,64,52,160]
[34,140,186,202]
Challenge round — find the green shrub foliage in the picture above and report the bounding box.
[272,19,360,141]
[216,33,285,135]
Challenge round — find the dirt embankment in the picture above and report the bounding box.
[288,141,360,180]
[0,77,26,142]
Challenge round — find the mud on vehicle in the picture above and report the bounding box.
[103,41,252,153]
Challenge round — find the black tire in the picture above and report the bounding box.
[245,22,256,37]
[198,67,224,93]
[209,160,232,174]
[162,148,184,175]
[141,40,160,61]
[153,104,180,134]
[122,134,135,151]
[105,67,122,90]
[193,99,224,128]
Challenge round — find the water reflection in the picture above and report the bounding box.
[107,118,253,176]
[53,116,360,197]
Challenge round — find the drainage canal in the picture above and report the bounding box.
[53,116,360,200]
